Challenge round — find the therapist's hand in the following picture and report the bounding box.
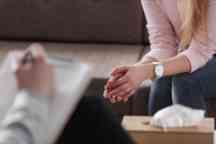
[105,63,154,103]
[15,45,55,96]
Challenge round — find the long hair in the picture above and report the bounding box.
[178,0,208,49]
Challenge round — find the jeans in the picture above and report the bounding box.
[148,56,216,115]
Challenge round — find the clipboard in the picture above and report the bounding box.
[46,56,92,144]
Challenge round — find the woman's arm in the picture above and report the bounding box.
[177,0,216,73]
[141,0,178,61]
[151,54,191,77]
[160,0,216,75]
[141,0,216,75]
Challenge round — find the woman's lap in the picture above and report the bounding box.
[149,57,216,114]
[148,76,172,115]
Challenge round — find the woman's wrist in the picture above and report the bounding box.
[135,54,191,82]
[134,63,155,81]
[145,63,155,80]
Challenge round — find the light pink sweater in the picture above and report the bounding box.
[141,0,216,72]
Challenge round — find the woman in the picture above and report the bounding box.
[105,0,216,115]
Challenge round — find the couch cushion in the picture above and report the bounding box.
[0,41,144,78]
[0,0,147,44]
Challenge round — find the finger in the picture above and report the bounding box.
[110,97,116,104]
[108,76,129,90]
[106,74,128,90]
[109,73,123,83]
[109,82,131,97]
[108,72,123,83]
[116,96,123,102]
[109,89,133,102]
[112,89,133,103]
[105,74,124,91]
[105,77,116,89]
[103,90,108,98]
[123,90,136,103]
[34,55,45,64]
[28,43,47,63]
[28,43,46,57]
[111,89,131,101]
[110,66,129,76]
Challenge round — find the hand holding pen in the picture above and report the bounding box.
[14,43,55,96]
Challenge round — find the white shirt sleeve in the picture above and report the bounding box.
[0,90,49,144]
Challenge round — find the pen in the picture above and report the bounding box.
[21,51,34,65]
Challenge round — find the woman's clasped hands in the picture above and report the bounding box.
[104,63,154,103]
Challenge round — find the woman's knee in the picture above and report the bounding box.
[172,73,206,109]
[150,76,172,96]
[148,76,172,115]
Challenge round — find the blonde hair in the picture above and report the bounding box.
[178,0,208,49]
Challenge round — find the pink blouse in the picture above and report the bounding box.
[141,0,216,72]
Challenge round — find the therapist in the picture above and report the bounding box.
[0,48,54,144]
[0,46,134,144]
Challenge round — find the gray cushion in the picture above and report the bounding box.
[0,0,147,44]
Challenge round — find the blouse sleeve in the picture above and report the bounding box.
[0,90,49,144]
[180,0,216,72]
[141,0,178,60]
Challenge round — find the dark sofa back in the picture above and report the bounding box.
[0,0,147,44]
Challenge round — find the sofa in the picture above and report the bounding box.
[0,0,215,122]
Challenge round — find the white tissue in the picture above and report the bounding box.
[150,104,205,129]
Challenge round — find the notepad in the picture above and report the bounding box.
[46,57,92,144]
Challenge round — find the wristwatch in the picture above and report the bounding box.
[153,62,164,79]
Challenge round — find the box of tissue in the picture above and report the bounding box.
[122,116,214,144]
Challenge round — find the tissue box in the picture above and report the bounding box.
[122,116,214,144]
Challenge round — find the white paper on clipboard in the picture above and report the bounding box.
[0,54,18,122]
[46,57,92,144]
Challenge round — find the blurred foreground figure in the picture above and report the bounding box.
[0,46,54,144]
[0,45,134,144]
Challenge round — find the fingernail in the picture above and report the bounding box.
[123,98,128,103]
[110,99,116,103]
[117,97,122,102]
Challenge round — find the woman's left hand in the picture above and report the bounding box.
[105,63,154,103]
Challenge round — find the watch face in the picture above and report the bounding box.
[156,64,164,77]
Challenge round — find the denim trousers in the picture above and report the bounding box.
[148,56,216,115]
